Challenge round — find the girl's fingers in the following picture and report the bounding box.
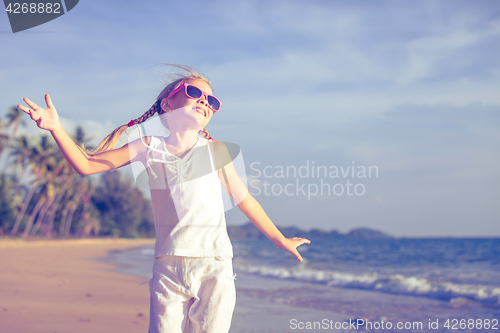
[45,94,54,109]
[23,97,38,110]
[17,104,30,113]
[18,99,41,121]
[292,248,303,262]
[293,237,311,246]
[19,97,49,121]
[290,238,310,262]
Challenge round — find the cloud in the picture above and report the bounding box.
[2,0,500,236]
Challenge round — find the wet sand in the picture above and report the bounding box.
[0,238,154,333]
[0,238,348,333]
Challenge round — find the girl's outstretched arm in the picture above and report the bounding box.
[237,194,311,262]
[213,141,310,262]
[18,94,144,175]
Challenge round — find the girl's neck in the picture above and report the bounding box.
[164,129,200,157]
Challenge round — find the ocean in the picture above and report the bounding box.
[104,237,500,332]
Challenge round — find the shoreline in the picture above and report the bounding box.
[0,238,155,333]
[2,238,498,333]
[0,238,348,333]
[103,242,350,332]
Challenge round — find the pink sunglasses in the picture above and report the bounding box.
[166,83,222,112]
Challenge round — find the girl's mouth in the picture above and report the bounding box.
[196,107,207,117]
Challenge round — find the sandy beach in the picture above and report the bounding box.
[0,238,349,333]
[0,238,155,333]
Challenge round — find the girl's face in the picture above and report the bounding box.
[161,79,215,129]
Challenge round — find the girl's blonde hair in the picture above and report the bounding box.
[86,65,213,155]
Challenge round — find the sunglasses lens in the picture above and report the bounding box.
[185,84,221,111]
[207,96,221,111]
[186,85,202,99]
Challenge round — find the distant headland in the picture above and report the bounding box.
[227,222,393,241]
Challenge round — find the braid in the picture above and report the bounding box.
[133,100,161,125]
[199,128,212,140]
[85,101,161,155]
[84,65,214,155]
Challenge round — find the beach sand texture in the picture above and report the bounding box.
[0,238,154,333]
[0,238,347,333]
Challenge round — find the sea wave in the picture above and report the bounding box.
[234,262,500,306]
[140,248,155,256]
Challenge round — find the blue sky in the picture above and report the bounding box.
[1,0,499,236]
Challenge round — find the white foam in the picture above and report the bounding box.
[140,248,155,256]
[234,262,500,306]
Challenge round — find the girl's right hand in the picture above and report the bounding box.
[18,94,61,133]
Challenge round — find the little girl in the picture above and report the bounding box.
[18,66,310,333]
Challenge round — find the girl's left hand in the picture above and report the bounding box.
[277,237,311,262]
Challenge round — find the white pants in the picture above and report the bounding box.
[148,255,236,333]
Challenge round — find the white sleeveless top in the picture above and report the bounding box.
[143,136,233,258]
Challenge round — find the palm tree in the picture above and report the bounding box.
[21,188,46,238]
[0,119,12,176]
[11,135,57,236]
[76,181,100,237]
[6,118,99,237]
[55,126,95,237]
[3,106,27,171]
[35,126,95,237]
[30,183,55,236]
[45,126,93,237]
[25,135,62,236]
[5,106,26,139]
[58,177,78,237]
[0,174,18,234]
[3,107,30,234]
[9,135,36,235]
[40,156,76,237]
[0,119,9,157]
[73,125,93,147]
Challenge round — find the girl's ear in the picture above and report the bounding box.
[160,98,171,113]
